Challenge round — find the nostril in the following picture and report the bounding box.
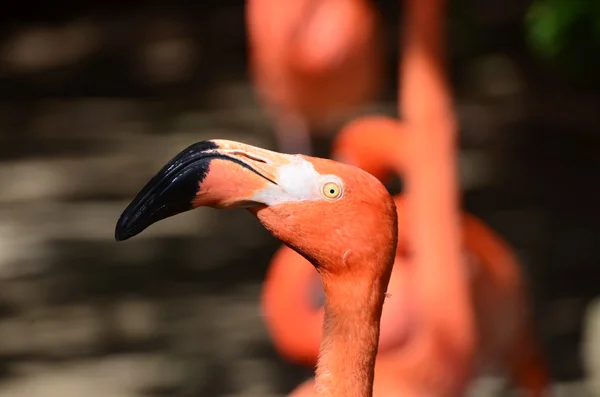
[231,150,269,164]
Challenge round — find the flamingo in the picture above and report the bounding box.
[262,115,551,396]
[245,0,385,154]
[261,236,411,367]
[392,0,549,390]
[115,139,399,397]
[259,117,413,368]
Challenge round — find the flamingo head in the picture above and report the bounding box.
[115,139,397,279]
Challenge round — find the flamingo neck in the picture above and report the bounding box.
[314,275,386,397]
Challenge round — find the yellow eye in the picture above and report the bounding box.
[322,182,342,199]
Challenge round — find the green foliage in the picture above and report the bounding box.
[525,0,600,83]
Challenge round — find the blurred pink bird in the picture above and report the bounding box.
[245,0,386,155]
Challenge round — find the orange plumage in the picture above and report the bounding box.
[246,0,385,153]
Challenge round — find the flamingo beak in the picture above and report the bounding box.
[115,139,283,242]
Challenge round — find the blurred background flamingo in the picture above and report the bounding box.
[245,0,386,155]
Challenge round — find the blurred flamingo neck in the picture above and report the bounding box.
[314,275,387,397]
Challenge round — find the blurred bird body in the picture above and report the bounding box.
[245,0,385,154]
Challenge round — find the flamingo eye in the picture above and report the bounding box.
[322,182,342,199]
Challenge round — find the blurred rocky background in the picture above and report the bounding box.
[0,0,598,396]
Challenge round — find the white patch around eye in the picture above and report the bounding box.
[250,155,345,206]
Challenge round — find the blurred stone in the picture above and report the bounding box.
[0,202,185,240]
[0,20,100,74]
[485,210,550,249]
[215,303,263,355]
[0,354,182,397]
[0,279,48,309]
[129,14,198,86]
[460,149,494,190]
[472,0,530,26]
[0,317,31,356]
[0,224,53,279]
[457,102,498,146]
[212,83,263,110]
[229,358,279,395]
[552,380,594,397]
[545,298,585,337]
[113,298,159,343]
[468,55,525,99]
[464,376,507,397]
[583,297,600,396]
[135,37,197,85]
[28,305,105,357]
[171,108,273,142]
[91,354,185,392]
[31,99,147,139]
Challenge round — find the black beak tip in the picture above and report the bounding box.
[114,214,134,242]
[113,140,221,243]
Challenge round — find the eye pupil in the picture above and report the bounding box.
[322,181,342,199]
